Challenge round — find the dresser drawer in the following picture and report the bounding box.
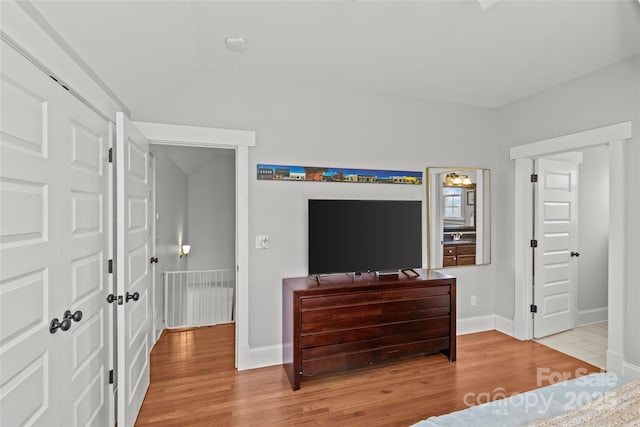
[444,246,456,256]
[382,285,450,302]
[383,295,450,314]
[443,256,457,267]
[302,338,384,361]
[457,255,476,265]
[457,245,476,255]
[301,291,381,310]
[301,326,382,348]
[380,337,450,361]
[382,316,450,336]
[302,349,380,376]
[383,306,450,322]
[301,305,381,333]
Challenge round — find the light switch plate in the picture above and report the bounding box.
[256,235,269,249]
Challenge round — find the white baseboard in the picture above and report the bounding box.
[623,361,640,380]
[513,317,530,340]
[457,315,496,335]
[577,307,608,326]
[237,344,251,371]
[495,315,514,336]
[606,350,623,375]
[249,344,283,369]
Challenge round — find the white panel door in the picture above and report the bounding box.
[0,39,64,427]
[115,112,151,427]
[1,41,113,426]
[533,159,579,338]
[60,96,111,427]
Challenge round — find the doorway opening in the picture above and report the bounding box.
[532,147,609,369]
[133,120,254,371]
[149,145,236,341]
[511,121,631,375]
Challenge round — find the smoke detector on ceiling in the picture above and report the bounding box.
[225,36,247,51]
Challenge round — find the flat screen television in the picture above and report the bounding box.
[308,199,422,275]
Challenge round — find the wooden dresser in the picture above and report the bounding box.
[282,270,456,390]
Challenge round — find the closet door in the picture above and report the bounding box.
[59,95,111,427]
[115,112,152,427]
[0,41,112,426]
[0,41,65,426]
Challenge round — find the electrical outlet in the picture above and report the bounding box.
[255,235,269,249]
[470,295,477,306]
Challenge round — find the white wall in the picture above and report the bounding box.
[149,146,189,338]
[577,145,609,322]
[187,150,236,271]
[134,74,502,349]
[498,55,640,367]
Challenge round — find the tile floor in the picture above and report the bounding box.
[535,321,608,369]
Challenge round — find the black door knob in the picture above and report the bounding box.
[571,251,580,257]
[150,257,158,264]
[106,294,116,304]
[126,291,140,302]
[64,309,83,322]
[49,317,72,334]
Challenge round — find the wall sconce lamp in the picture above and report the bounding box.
[179,244,191,257]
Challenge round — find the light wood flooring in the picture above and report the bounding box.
[536,322,608,369]
[135,324,600,426]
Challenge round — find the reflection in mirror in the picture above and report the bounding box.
[427,168,491,268]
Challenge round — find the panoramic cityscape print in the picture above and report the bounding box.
[257,164,422,185]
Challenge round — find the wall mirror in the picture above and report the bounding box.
[426,167,491,268]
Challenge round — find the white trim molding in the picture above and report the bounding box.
[495,315,514,336]
[623,362,640,381]
[577,307,608,326]
[134,121,256,148]
[249,345,283,369]
[512,122,632,380]
[134,121,255,371]
[510,122,632,159]
[457,315,497,336]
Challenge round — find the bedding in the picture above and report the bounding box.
[413,373,634,427]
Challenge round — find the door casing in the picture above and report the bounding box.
[133,121,255,370]
[511,121,632,376]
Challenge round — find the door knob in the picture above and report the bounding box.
[106,294,117,304]
[150,257,158,264]
[49,317,72,334]
[571,251,580,257]
[64,310,83,322]
[126,291,140,303]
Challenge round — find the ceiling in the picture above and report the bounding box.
[27,0,640,112]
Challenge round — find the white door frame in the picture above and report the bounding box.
[133,120,255,370]
[510,121,632,375]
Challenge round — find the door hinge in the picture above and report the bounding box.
[108,147,113,163]
[530,304,538,313]
[108,369,114,384]
[530,174,538,183]
[108,259,113,273]
[530,239,538,248]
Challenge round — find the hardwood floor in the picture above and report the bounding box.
[135,324,600,426]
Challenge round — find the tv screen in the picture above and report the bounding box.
[308,199,422,275]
